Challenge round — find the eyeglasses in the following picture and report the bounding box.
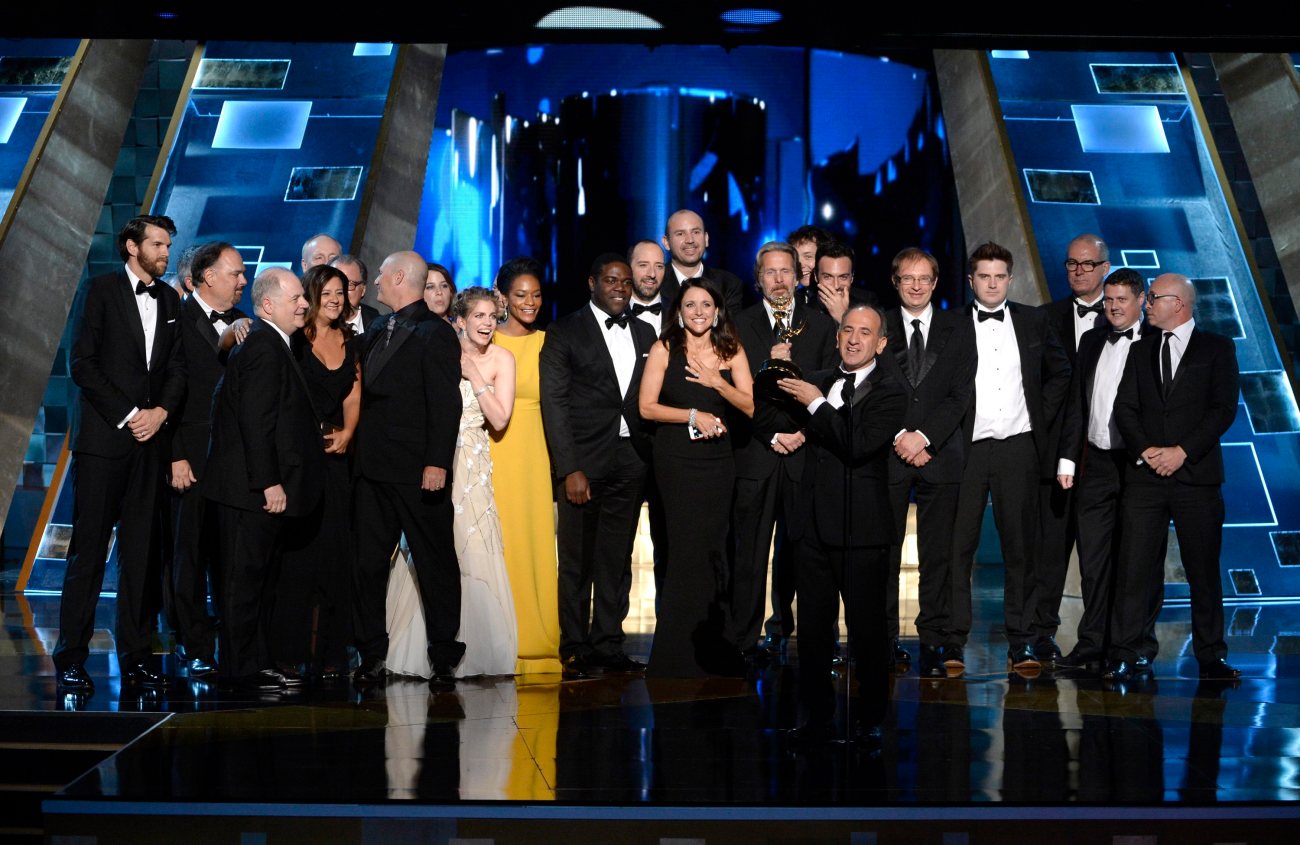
[896,274,935,285]
[1065,259,1106,272]
[1147,292,1182,304]
[346,281,366,290]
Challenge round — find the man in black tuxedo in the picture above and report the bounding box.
[730,241,836,657]
[660,209,745,315]
[947,242,1071,673]
[1107,273,1240,681]
[882,247,976,676]
[540,254,655,676]
[778,304,906,740]
[627,240,670,595]
[804,241,876,324]
[204,268,324,693]
[351,251,464,686]
[333,254,379,335]
[786,224,833,301]
[1033,233,1111,662]
[167,241,248,677]
[301,232,342,273]
[1053,268,1149,672]
[55,215,185,694]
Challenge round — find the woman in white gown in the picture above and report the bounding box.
[387,287,518,678]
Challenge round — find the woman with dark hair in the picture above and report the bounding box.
[638,277,754,677]
[271,263,360,681]
[488,256,562,674]
[424,263,457,321]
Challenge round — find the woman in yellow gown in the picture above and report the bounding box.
[490,257,562,675]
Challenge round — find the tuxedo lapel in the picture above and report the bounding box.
[1167,328,1204,398]
[365,317,415,384]
[116,274,149,366]
[915,318,948,386]
[582,308,622,398]
[186,296,220,352]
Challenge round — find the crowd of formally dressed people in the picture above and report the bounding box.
[51,210,1242,742]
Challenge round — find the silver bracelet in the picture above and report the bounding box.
[474,385,489,397]
[688,407,698,429]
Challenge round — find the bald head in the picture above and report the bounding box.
[1146,272,1196,330]
[301,233,342,272]
[374,250,429,311]
[662,209,708,272]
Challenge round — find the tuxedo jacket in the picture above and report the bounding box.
[69,270,186,459]
[358,302,380,331]
[1042,297,1103,473]
[171,294,246,474]
[539,305,655,480]
[883,307,977,485]
[662,264,746,318]
[1113,326,1239,486]
[961,300,1072,477]
[731,300,837,480]
[789,364,907,548]
[354,300,461,484]
[204,322,324,516]
[1057,322,1155,467]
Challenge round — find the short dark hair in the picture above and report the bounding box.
[1103,267,1146,300]
[787,225,833,249]
[302,264,353,343]
[589,252,627,281]
[118,214,176,262]
[331,254,368,283]
[842,302,889,339]
[428,262,457,294]
[891,247,939,280]
[815,241,855,272]
[190,241,235,287]
[495,256,544,294]
[967,241,1014,276]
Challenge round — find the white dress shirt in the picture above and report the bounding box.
[1057,320,1140,477]
[631,295,663,337]
[347,308,366,335]
[903,304,934,348]
[591,301,635,438]
[119,265,160,428]
[193,289,229,335]
[1163,318,1195,379]
[971,301,1032,442]
[806,360,877,415]
[1072,294,1105,349]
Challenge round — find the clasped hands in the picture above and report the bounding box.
[893,430,932,467]
[1141,445,1187,477]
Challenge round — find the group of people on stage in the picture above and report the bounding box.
[51,210,1241,739]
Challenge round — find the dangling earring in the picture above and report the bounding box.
[712,313,719,328]
[677,314,684,328]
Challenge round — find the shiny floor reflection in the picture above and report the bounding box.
[6,565,1300,807]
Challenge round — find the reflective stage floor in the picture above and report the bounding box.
[4,563,1300,843]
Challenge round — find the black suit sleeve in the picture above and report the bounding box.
[236,337,285,491]
[158,293,187,416]
[1039,316,1072,425]
[918,320,976,449]
[805,380,906,467]
[422,322,461,470]
[1180,335,1239,462]
[1057,351,1088,466]
[69,279,135,426]
[539,322,577,478]
[1113,346,1147,461]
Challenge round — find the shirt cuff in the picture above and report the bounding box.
[807,397,827,415]
[118,406,140,429]
[1057,458,1075,477]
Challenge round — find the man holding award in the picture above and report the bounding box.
[729,241,837,658]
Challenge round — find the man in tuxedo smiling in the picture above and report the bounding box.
[541,254,655,676]
[55,215,186,693]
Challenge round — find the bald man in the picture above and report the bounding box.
[351,250,465,687]
[1107,273,1240,682]
[301,233,342,273]
[660,209,745,315]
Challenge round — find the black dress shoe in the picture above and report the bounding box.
[1101,659,1131,681]
[918,644,945,678]
[186,657,218,678]
[1034,637,1063,662]
[122,663,169,689]
[1053,649,1102,672]
[561,655,592,679]
[892,638,911,664]
[57,663,95,693]
[1199,658,1241,680]
[236,670,286,693]
[942,645,965,669]
[270,665,306,688]
[1008,644,1040,669]
[590,652,646,673]
[352,657,386,686]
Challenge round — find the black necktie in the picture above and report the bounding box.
[383,314,396,349]
[209,309,233,324]
[1161,331,1174,398]
[605,312,629,329]
[839,371,857,408]
[977,308,1004,322]
[135,280,159,299]
[772,311,787,339]
[907,318,925,378]
[1107,328,1133,344]
[1077,301,1104,318]
[631,302,662,316]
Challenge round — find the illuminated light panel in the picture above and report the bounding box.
[1023,169,1100,205]
[720,8,782,25]
[1072,104,1170,154]
[1120,249,1160,269]
[1272,531,1300,567]
[283,165,363,202]
[0,96,26,144]
[1230,569,1262,596]
[1090,63,1184,95]
[353,43,393,57]
[1240,371,1300,434]
[536,6,663,28]
[1191,276,1245,339]
[233,245,265,266]
[212,100,311,149]
[195,58,291,90]
[991,50,1030,60]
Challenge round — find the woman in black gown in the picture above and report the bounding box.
[638,277,754,678]
[271,264,361,681]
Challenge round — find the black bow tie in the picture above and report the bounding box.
[605,312,630,329]
[1077,301,1105,318]
[134,281,159,299]
[1107,328,1134,344]
[209,309,234,324]
[838,371,857,408]
[631,302,662,316]
[977,308,1004,322]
